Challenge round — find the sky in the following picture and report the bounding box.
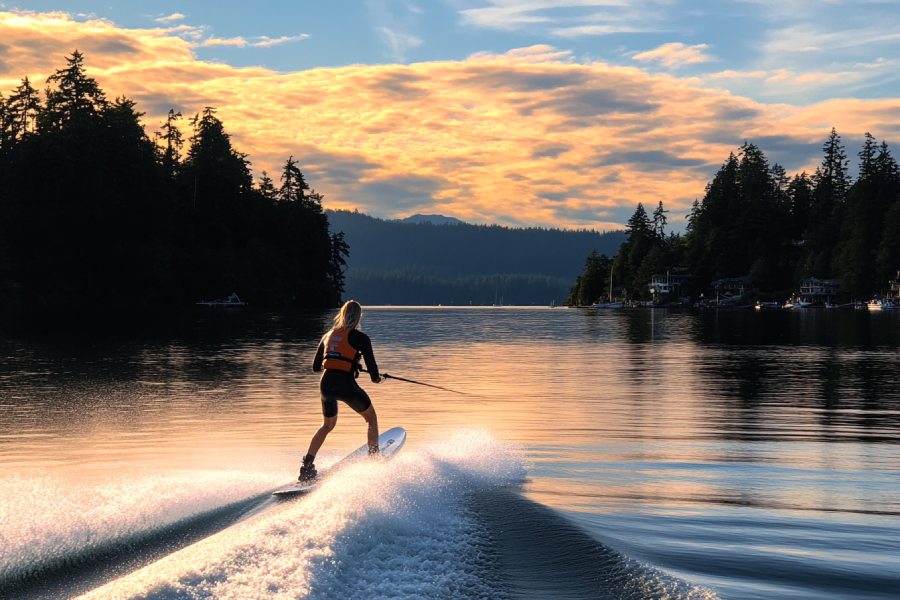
[1,1,899,230]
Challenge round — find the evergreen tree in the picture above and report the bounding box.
[329,231,350,297]
[816,128,852,200]
[858,133,878,182]
[257,171,277,200]
[800,129,850,278]
[877,202,900,284]
[829,135,900,296]
[684,153,740,284]
[871,142,900,288]
[5,77,42,139]
[0,51,346,316]
[875,141,900,184]
[788,172,813,241]
[159,109,184,178]
[611,202,669,300]
[183,107,252,208]
[279,156,309,202]
[652,201,668,238]
[40,50,107,130]
[771,163,789,192]
[570,133,900,306]
[565,249,611,305]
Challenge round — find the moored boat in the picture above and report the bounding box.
[867,298,898,310]
[196,292,246,307]
[755,301,781,310]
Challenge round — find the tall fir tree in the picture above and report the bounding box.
[0,51,347,315]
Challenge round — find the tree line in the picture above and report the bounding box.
[345,268,571,306]
[327,209,626,305]
[568,130,900,304]
[327,209,625,279]
[0,51,347,317]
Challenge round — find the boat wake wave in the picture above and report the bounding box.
[77,429,526,599]
[474,488,720,600]
[0,470,284,598]
[3,431,719,599]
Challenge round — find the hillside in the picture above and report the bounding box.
[326,210,626,305]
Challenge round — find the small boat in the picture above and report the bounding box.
[788,299,812,308]
[196,293,246,307]
[826,302,855,309]
[755,302,781,310]
[867,299,898,310]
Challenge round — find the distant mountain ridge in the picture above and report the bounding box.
[399,213,465,225]
[326,209,626,304]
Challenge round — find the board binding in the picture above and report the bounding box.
[272,426,406,497]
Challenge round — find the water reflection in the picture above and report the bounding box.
[1,307,898,599]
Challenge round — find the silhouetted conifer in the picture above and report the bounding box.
[0,51,345,316]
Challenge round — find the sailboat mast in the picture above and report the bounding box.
[609,266,613,303]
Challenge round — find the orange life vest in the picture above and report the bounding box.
[322,329,358,372]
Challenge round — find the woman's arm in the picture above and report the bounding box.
[312,339,325,372]
[349,330,380,382]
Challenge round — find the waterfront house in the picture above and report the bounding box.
[798,278,840,304]
[649,270,694,302]
[710,276,754,302]
[888,272,900,299]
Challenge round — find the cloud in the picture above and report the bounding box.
[551,25,649,38]
[155,13,185,24]
[201,36,248,47]
[253,35,309,48]
[1,12,899,231]
[199,34,308,48]
[701,65,877,104]
[532,144,573,160]
[459,4,554,30]
[708,70,767,80]
[367,0,424,62]
[461,1,667,38]
[377,27,423,62]
[633,43,713,68]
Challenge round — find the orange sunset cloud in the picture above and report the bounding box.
[2,11,899,229]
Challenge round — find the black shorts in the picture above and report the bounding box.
[320,369,372,418]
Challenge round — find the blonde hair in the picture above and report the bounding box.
[332,300,362,331]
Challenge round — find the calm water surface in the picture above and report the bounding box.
[1,307,898,599]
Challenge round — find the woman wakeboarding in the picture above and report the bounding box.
[298,300,383,482]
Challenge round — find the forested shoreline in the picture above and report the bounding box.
[328,209,625,305]
[0,51,347,318]
[7,53,896,317]
[568,131,900,305]
[345,268,572,306]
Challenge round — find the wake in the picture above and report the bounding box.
[3,431,719,599]
[0,470,285,598]
[77,429,525,599]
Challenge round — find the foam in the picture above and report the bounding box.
[76,429,526,599]
[0,469,285,585]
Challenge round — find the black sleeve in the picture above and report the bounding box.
[312,338,325,372]
[349,330,380,382]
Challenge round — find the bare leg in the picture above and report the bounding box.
[359,405,379,453]
[307,416,338,457]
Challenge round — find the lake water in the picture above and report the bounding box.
[1,307,898,599]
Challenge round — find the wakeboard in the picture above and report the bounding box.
[272,426,406,497]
